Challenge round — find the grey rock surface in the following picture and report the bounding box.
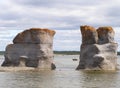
[76,25,118,70]
[2,28,56,70]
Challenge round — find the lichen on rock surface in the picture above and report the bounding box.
[76,25,118,71]
[2,28,56,70]
[97,27,115,44]
[13,28,55,44]
[80,25,98,44]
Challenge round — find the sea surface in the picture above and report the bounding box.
[0,55,120,88]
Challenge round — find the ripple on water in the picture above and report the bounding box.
[0,55,120,88]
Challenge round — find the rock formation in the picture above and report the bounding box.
[2,28,56,70]
[76,25,118,70]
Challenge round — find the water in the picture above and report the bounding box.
[0,55,120,88]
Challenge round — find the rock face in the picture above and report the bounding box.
[76,25,118,70]
[2,28,56,70]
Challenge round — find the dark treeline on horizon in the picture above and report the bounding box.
[0,51,120,55]
[54,51,80,55]
[0,51,80,55]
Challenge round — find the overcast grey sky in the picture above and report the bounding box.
[0,0,120,51]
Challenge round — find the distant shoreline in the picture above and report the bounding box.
[0,51,120,55]
[53,51,80,55]
[0,51,80,55]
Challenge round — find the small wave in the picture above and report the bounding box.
[0,67,51,72]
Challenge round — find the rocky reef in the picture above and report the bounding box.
[76,25,118,70]
[2,28,56,70]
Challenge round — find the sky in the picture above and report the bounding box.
[0,0,120,51]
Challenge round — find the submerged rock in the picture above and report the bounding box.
[2,28,56,70]
[76,25,118,70]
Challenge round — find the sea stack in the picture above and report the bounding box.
[2,28,56,70]
[76,25,118,70]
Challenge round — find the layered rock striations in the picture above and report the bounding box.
[76,25,118,70]
[2,28,56,70]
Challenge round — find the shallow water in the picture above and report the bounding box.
[0,55,120,88]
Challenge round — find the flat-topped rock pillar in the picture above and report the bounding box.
[76,25,118,70]
[2,28,56,70]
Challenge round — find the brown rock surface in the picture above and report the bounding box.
[13,28,56,44]
[97,27,115,44]
[80,25,98,44]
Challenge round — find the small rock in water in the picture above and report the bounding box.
[72,59,78,61]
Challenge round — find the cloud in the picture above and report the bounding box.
[0,28,120,51]
[0,29,23,50]
[0,0,120,29]
[0,0,120,51]
[0,29,81,51]
[12,0,103,7]
[53,29,81,51]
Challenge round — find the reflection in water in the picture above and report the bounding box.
[81,71,119,88]
[0,55,120,88]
